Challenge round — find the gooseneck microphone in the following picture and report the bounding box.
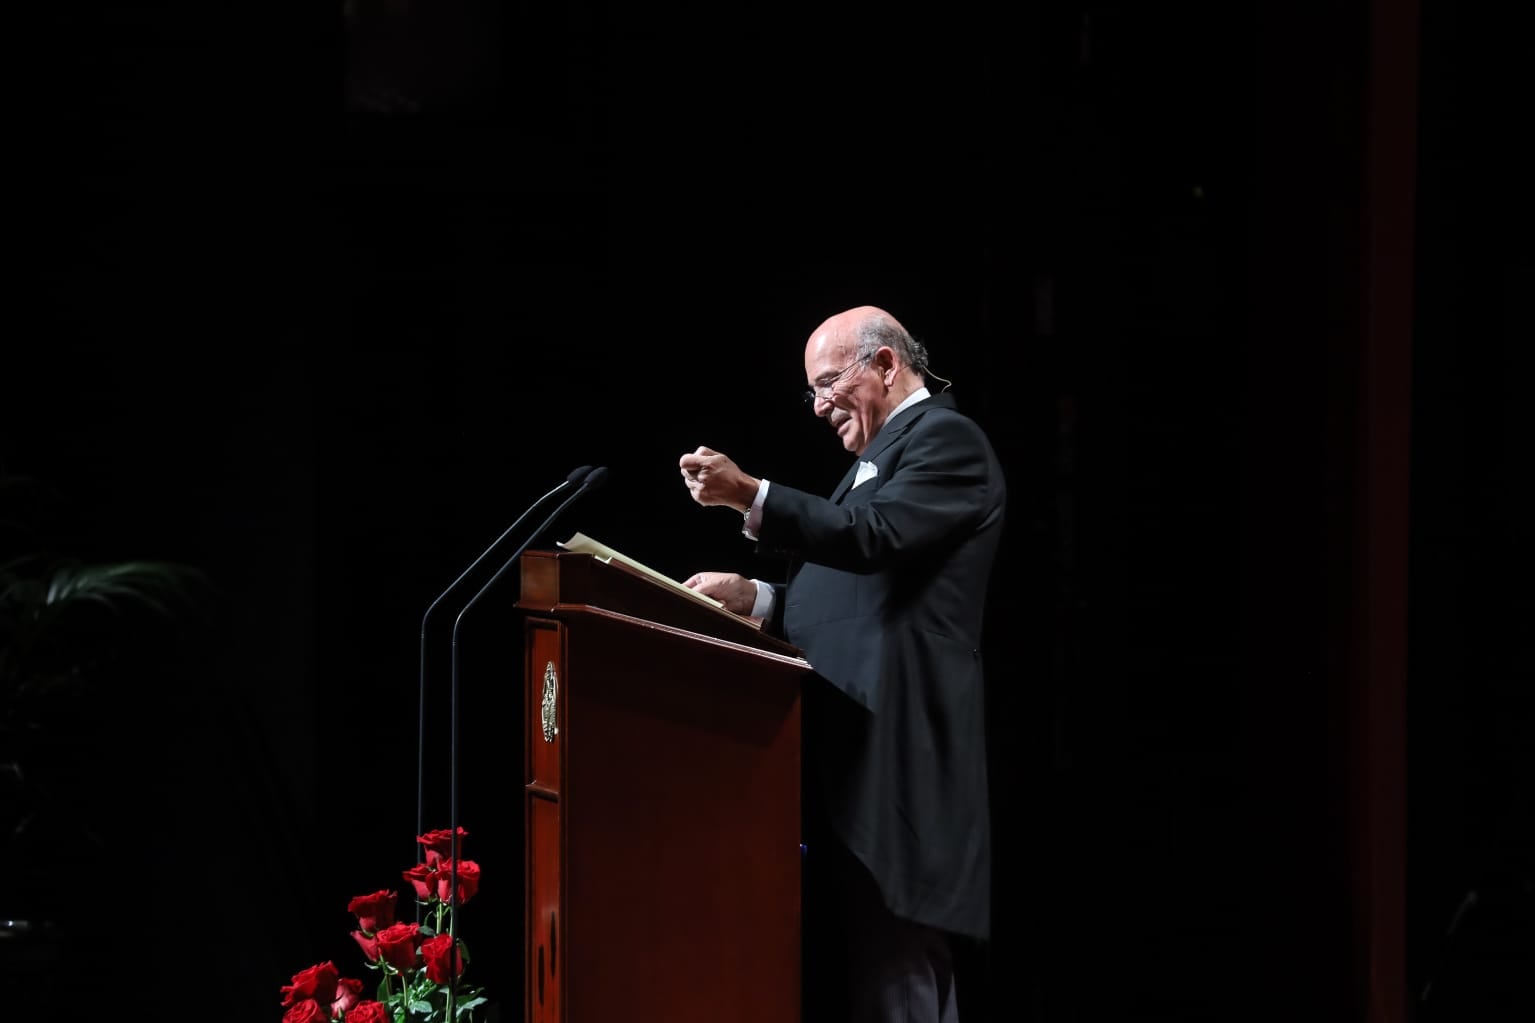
[454,465,611,620]
[418,464,593,650]
[436,465,609,1017]
[415,464,594,865]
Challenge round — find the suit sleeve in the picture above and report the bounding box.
[759,411,1000,573]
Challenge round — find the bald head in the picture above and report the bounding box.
[808,305,926,369]
[803,306,930,455]
[811,305,903,345]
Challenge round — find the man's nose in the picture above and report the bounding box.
[812,393,834,417]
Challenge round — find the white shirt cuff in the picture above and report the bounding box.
[741,479,770,540]
[750,579,775,620]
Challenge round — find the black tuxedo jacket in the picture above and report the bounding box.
[759,392,1005,940]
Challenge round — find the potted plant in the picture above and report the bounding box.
[0,472,209,939]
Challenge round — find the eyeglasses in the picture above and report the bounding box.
[802,354,873,406]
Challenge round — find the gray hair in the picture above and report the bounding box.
[853,315,931,377]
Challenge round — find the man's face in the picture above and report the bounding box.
[804,338,888,456]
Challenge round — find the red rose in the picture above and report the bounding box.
[331,976,365,1016]
[351,930,380,963]
[346,889,397,933]
[421,933,464,985]
[416,827,468,866]
[435,859,480,905]
[282,999,329,1023]
[375,921,421,973]
[344,1001,391,1023]
[281,961,340,1007]
[402,862,434,901]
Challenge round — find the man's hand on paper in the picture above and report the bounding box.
[682,571,758,617]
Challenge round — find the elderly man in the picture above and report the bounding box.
[680,305,1007,1023]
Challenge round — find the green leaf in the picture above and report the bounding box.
[454,994,489,1017]
[43,560,208,617]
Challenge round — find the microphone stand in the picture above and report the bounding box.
[415,466,591,874]
[441,466,608,1018]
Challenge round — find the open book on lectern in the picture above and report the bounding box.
[557,531,765,630]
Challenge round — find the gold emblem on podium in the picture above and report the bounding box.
[541,660,559,743]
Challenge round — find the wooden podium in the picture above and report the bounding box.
[516,548,813,1023]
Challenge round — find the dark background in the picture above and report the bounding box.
[3,1,1530,1021]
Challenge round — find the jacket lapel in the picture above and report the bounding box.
[828,461,863,504]
[826,393,951,503]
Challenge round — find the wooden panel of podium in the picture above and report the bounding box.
[516,548,812,1023]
